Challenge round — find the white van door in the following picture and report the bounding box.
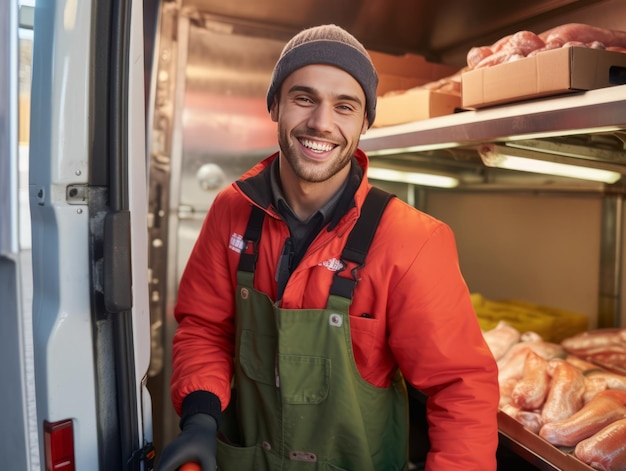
[0,1,34,469]
[29,0,154,469]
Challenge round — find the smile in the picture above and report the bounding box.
[299,138,336,153]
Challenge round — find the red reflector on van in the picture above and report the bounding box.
[44,419,75,471]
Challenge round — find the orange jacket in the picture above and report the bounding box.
[172,149,499,470]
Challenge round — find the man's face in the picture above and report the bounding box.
[270,64,369,184]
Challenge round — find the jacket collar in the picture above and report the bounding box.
[235,149,371,229]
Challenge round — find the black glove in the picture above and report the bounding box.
[157,413,218,471]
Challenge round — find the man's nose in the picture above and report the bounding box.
[307,103,334,133]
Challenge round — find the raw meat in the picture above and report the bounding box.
[541,358,586,424]
[482,321,521,361]
[539,23,626,49]
[498,345,531,384]
[465,23,626,70]
[497,340,565,384]
[539,389,626,447]
[585,371,626,391]
[566,355,601,372]
[574,418,626,471]
[514,410,543,434]
[466,46,493,69]
[505,30,546,56]
[473,48,524,69]
[511,350,550,410]
[562,328,626,353]
[499,377,519,409]
[580,349,626,371]
[562,329,626,371]
[583,375,608,404]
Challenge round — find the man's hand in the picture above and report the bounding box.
[157,413,218,471]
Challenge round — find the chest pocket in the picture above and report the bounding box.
[239,330,331,404]
[278,353,330,404]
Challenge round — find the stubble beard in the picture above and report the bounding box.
[279,127,355,184]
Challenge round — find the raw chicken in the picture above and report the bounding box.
[541,358,585,424]
[499,377,519,409]
[498,345,531,384]
[574,418,626,471]
[539,389,626,447]
[511,350,550,410]
[539,23,626,48]
[472,31,545,69]
[566,355,601,373]
[514,410,543,434]
[562,328,626,353]
[482,321,521,361]
[583,375,608,404]
[497,340,565,384]
[466,23,626,70]
[585,371,626,391]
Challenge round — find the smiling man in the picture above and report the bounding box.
[271,63,368,220]
[158,24,499,471]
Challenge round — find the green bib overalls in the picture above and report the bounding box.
[217,188,409,471]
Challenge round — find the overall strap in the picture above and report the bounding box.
[330,186,395,300]
[238,205,265,273]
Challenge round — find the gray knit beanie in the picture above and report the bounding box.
[266,24,378,128]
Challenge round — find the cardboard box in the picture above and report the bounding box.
[373,89,461,128]
[369,50,458,95]
[462,46,626,109]
[366,50,461,127]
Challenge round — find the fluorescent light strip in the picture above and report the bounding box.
[368,167,459,188]
[479,144,623,184]
[493,155,622,183]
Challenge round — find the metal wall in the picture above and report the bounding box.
[146,7,285,454]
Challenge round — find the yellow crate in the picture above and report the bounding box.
[501,299,588,343]
[471,294,588,342]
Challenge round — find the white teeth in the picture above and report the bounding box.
[301,138,334,153]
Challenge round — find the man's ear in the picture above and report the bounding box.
[270,96,279,122]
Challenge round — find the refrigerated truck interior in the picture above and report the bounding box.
[2,0,626,470]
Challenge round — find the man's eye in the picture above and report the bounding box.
[295,96,313,104]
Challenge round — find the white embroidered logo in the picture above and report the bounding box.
[229,233,245,253]
[319,258,345,272]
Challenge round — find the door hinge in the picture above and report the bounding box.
[66,184,88,205]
